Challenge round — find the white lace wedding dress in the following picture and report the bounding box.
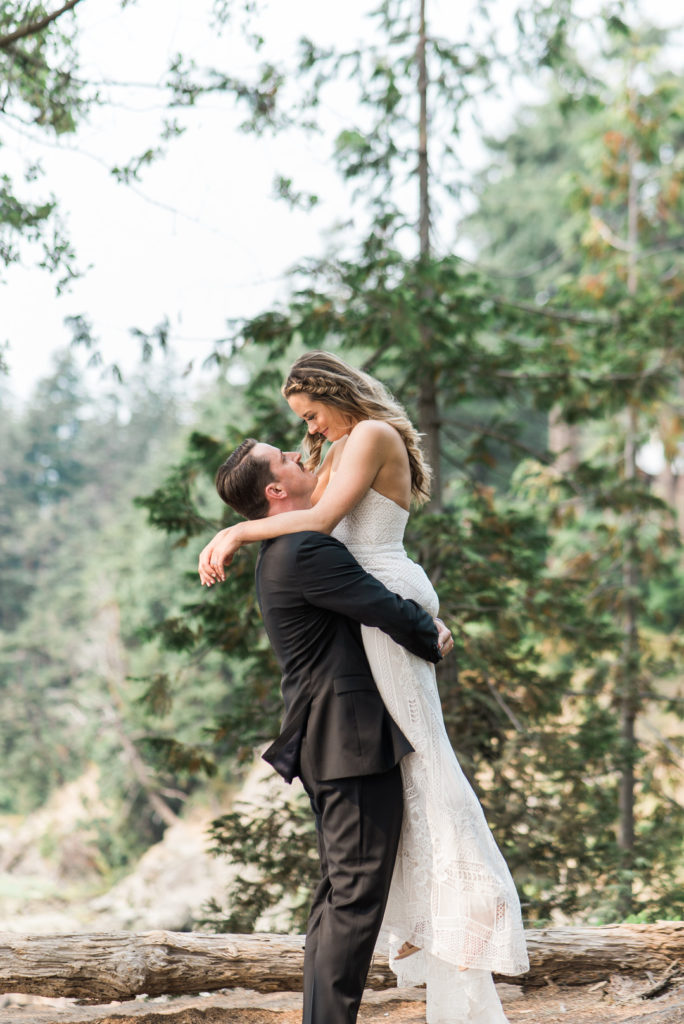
[333,489,529,1024]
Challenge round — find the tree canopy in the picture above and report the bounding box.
[128,1,684,926]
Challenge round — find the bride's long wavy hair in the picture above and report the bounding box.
[282,351,431,505]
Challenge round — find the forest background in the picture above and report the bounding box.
[1,0,684,935]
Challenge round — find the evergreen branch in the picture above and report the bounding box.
[442,418,554,465]
[3,113,239,240]
[441,422,584,497]
[59,75,173,91]
[0,0,85,50]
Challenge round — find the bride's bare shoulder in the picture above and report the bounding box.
[349,419,404,449]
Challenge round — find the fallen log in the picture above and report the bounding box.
[521,922,684,988]
[0,923,682,1004]
[0,933,310,1004]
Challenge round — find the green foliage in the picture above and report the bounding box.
[201,791,318,932]
[141,737,219,778]
[130,1,684,930]
[0,1,90,283]
[460,20,684,919]
[136,255,683,924]
[0,352,237,873]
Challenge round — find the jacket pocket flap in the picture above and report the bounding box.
[333,675,376,695]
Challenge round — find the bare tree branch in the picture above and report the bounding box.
[0,0,84,51]
[591,212,632,253]
[494,296,618,326]
[486,677,526,732]
[494,364,667,383]
[461,248,565,280]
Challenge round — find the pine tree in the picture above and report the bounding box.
[129,2,684,925]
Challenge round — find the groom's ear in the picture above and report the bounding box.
[265,481,286,501]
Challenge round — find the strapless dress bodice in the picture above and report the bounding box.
[332,489,439,617]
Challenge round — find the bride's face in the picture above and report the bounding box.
[287,393,355,443]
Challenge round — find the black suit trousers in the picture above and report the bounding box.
[298,738,404,1024]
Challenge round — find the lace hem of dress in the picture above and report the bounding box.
[386,942,510,1023]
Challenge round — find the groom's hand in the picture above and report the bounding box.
[433,617,453,658]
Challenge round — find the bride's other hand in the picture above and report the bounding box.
[434,617,454,658]
[198,524,245,585]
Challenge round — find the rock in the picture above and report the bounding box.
[0,753,293,937]
[0,765,105,883]
[89,755,292,933]
[88,813,236,932]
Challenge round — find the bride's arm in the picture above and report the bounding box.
[197,448,333,586]
[199,421,391,584]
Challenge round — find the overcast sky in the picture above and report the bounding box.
[5,0,479,401]
[1,0,679,402]
[3,0,369,398]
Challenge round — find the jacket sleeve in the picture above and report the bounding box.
[296,532,442,664]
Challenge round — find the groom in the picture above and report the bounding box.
[210,439,451,1024]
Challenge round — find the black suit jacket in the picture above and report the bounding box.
[255,530,441,784]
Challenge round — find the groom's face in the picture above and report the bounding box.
[253,442,316,507]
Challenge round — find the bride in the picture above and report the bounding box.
[199,351,529,1023]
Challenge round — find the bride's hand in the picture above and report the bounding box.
[198,524,245,585]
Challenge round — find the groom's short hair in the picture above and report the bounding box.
[215,438,276,520]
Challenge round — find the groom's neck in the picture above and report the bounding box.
[266,497,312,516]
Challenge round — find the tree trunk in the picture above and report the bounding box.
[1,924,683,1003]
[617,130,641,917]
[417,0,430,262]
[415,0,442,509]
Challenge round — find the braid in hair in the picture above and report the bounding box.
[284,376,346,398]
[282,351,432,504]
